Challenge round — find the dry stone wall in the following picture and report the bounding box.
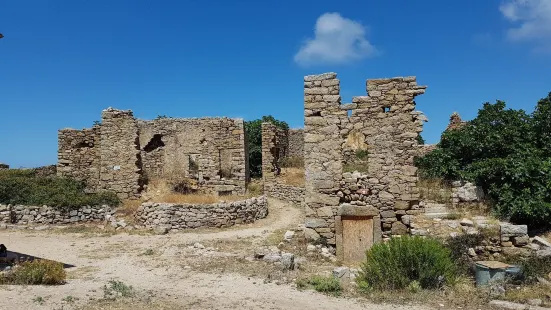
[304,72,428,244]
[261,123,305,203]
[134,196,268,230]
[0,204,114,225]
[138,117,247,195]
[58,108,248,198]
[287,129,304,159]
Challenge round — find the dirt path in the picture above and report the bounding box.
[0,199,433,310]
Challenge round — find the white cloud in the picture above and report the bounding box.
[294,13,378,66]
[499,0,551,47]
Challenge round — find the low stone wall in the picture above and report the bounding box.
[0,205,114,225]
[265,184,304,205]
[134,196,268,230]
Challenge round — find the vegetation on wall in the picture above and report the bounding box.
[415,92,551,227]
[244,115,289,178]
[0,169,121,208]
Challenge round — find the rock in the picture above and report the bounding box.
[284,230,295,241]
[333,267,350,279]
[455,182,484,202]
[280,253,294,270]
[263,253,282,263]
[512,236,529,246]
[468,248,477,257]
[193,243,205,249]
[489,300,527,310]
[527,299,543,306]
[391,222,408,235]
[500,223,528,237]
[401,215,413,225]
[154,226,169,235]
[537,277,551,286]
[307,244,317,252]
[536,248,551,258]
[304,228,321,241]
[532,236,551,248]
[460,219,474,227]
[305,218,327,229]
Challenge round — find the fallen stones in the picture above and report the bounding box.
[304,228,321,241]
[460,219,474,227]
[532,236,551,248]
[284,230,295,242]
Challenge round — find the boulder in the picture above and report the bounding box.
[304,228,321,241]
[500,223,528,237]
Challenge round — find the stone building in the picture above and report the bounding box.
[303,72,428,263]
[0,163,9,170]
[57,108,248,199]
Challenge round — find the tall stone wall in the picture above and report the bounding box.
[57,126,100,191]
[57,108,248,197]
[98,108,143,199]
[287,129,304,158]
[138,117,247,195]
[304,72,427,244]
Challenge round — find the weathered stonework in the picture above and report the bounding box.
[58,108,248,198]
[304,72,428,245]
[261,123,305,203]
[0,204,114,225]
[134,196,268,230]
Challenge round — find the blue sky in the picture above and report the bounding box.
[1,0,550,168]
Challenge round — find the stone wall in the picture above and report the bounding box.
[0,204,114,225]
[264,184,304,205]
[58,108,248,198]
[57,126,100,191]
[287,129,304,158]
[304,72,428,245]
[134,196,268,230]
[138,117,247,195]
[0,163,9,170]
[261,123,305,203]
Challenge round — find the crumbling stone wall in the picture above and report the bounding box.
[304,72,427,245]
[58,108,248,197]
[138,117,248,195]
[0,204,114,225]
[287,129,304,158]
[261,123,305,203]
[134,196,268,230]
[98,108,143,199]
[57,126,100,191]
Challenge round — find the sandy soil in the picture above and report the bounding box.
[0,199,433,310]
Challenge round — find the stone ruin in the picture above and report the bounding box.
[261,123,305,204]
[57,108,248,199]
[0,163,8,170]
[302,72,428,263]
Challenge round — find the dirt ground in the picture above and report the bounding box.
[0,199,434,310]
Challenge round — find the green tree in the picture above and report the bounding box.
[244,116,289,178]
[416,95,551,227]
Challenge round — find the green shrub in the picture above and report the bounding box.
[103,280,134,299]
[415,94,551,228]
[0,259,66,285]
[296,275,341,296]
[357,236,457,290]
[508,255,551,284]
[355,149,369,160]
[0,169,120,208]
[445,233,485,275]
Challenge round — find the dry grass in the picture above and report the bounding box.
[502,283,551,307]
[149,193,251,204]
[278,168,305,187]
[418,178,452,203]
[247,178,264,196]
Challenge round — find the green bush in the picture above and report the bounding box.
[357,236,457,290]
[510,255,551,284]
[0,169,120,208]
[415,93,551,227]
[296,275,341,296]
[445,233,485,275]
[0,259,66,285]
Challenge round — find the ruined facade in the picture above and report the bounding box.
[58,108,248,198]
[303,72,428,261]
[261,123,305,204]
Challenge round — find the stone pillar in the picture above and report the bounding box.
[261,122,278,187]
[98,108,142,199]
[303,72,344,245]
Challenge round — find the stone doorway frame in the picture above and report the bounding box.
[335,204,382,264]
